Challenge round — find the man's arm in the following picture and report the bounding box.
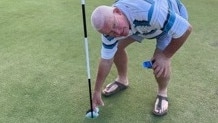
[94,58,114,93]
[153,25,192,77]
[91,58,114,108]
[162,25,192,58]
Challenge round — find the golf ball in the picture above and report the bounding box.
[85,107,99,118]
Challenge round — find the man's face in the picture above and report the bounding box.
[99,9,130,37]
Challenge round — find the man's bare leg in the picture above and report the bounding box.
[153,49,171,115]
[103,37,135,94]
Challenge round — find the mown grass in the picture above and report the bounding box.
[0,0,217,123]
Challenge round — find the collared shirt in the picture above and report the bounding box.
[101,0,190,59]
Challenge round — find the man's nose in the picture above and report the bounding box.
[113,28,121,36]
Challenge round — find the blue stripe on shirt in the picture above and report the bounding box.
[160,0,176,33]
[161,10,176,32]
[102,41,118,49]
[145,0,154,22]
[102,34,117,49]
[104,34,115,41]
[152,0,176,39]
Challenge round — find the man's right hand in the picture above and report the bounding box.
[92,91,104,109]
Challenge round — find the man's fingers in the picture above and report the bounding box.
[101,101,104,106]
[153,66,163,78]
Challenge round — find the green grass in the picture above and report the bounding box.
[0,0,217,123]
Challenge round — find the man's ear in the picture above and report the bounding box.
[113,7,122,15]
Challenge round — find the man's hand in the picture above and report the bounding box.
[152,52,171,78]
[92,91,104,109]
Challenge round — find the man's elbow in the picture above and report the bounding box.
[187,25,193,35]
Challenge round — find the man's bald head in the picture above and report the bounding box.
[91,5,115,31]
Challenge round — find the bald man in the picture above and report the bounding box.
[90,0,192,116]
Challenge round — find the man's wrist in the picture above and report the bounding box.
[94,88,102,93]
[162,50,173,59]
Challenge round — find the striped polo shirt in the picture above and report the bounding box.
[101,0,190,59]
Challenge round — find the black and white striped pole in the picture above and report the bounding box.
[80,0,99,118]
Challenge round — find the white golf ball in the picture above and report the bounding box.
[85,107,99,118]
